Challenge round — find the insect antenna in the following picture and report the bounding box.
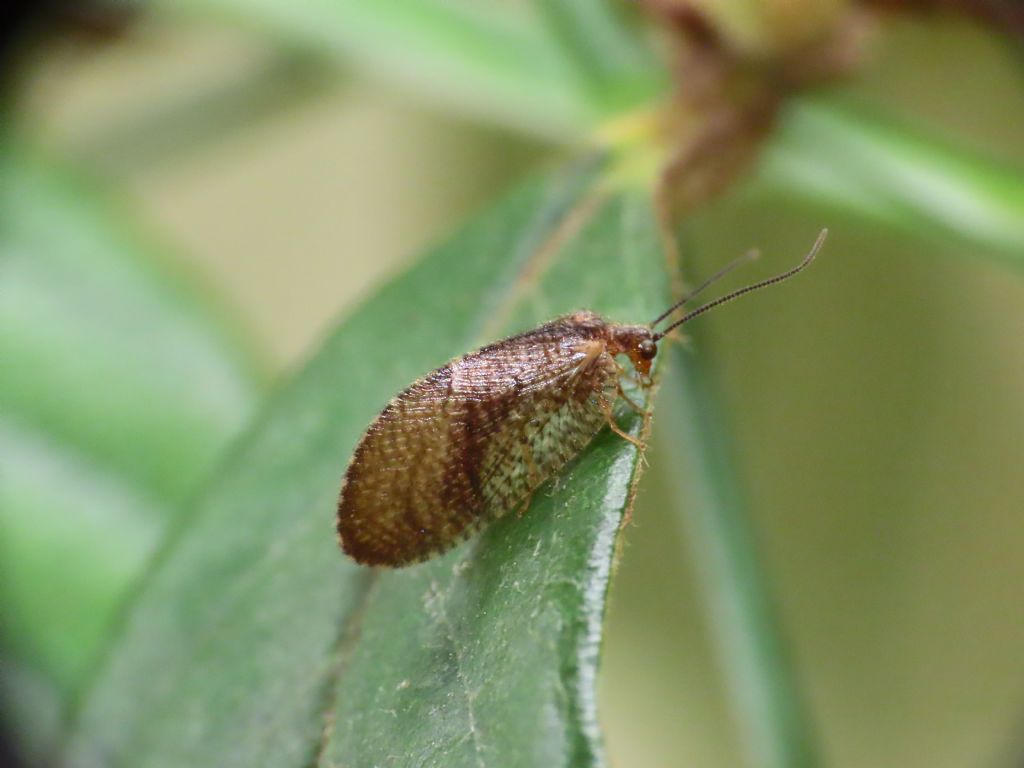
[652,229,828,342]
[649,247,760,328]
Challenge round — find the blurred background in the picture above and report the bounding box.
[2,1,1023,767]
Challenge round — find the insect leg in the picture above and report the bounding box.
[599,395,646,450]
[517,441,541,517]
[615,380,646,415]
[613,359,648,389]
[517,492,534,518]
[520,440,542,487]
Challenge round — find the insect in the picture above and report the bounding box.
[337,230,827,566]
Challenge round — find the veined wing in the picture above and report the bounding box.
[337,319,617,565]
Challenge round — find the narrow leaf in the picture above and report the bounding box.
[754,99,1024,270]
[528,0,664,112]
[66,158,671,768]
[170,0,597,138]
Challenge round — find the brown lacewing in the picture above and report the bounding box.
[337,230,827,566]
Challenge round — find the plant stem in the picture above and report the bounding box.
[661,342,820,768]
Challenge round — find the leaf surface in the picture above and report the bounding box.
[66,157,671,768]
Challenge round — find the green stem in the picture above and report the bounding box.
[661,343,820,768]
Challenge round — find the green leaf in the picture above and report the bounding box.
[0,146,265,697]
[169,0,600,139]
[527,0,664,113]
[754,99,1024,271]
[66,157,672,767]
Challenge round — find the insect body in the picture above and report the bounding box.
[337,231,827,566]
[337,313,654,566]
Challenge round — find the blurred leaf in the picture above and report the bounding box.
[65,157,672,768]
[75,51,329,175]
[171,0,602,139]
[755,99,1024,270]
[0,147,265,697]
[168,0,1024,275]
[0,659,63,766]
[661,342,819,768]
[528,0,664,112]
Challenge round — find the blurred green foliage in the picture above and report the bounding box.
[2,1,1023,767]
[0,146,266,758]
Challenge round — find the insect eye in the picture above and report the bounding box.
[638,339,657,360]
